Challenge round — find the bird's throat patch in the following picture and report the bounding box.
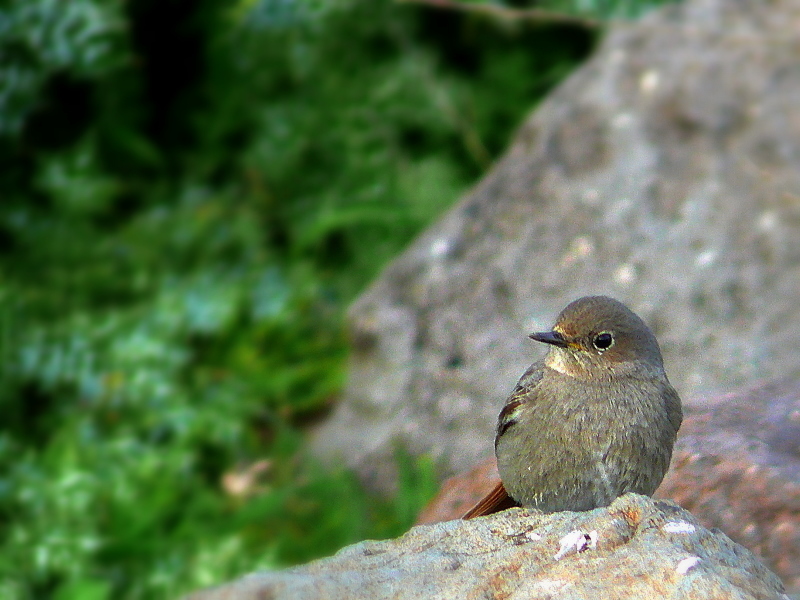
[545,350,573,376]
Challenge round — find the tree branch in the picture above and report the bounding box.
[395,0,602,29]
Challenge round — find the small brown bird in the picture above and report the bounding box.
[464,295,682,517]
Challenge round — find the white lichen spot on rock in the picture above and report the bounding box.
[695,249,717,268]
[534,579,572,592]
[758,210,778,232]
[664,521,696,535]
[640,70,660,94]
[675,556,701,575]
[430,238,450,258]
[611,112,633,128]
[614,263,636,285]
[554,529,597,560]
[561,236,594,266]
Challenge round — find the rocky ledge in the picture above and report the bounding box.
[185,494,787,600]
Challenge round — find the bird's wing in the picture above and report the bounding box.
[495,360,546,440]
[465,361,546,519]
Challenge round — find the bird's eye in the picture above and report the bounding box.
[592,332,614,351]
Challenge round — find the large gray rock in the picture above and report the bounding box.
[185,494,787,600]
[312,0,800,493]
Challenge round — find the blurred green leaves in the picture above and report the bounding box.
[0,0,125,136]
[0,189,353,597]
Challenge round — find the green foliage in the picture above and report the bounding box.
[0,0,126,136]
[0,0,673,598]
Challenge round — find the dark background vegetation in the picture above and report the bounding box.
[0,0,672,597]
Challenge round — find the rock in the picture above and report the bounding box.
[418,378,800,592]
[311,0,800,497]
[660,378,800,593]
[185,494,787,600]
[416,455,500,526]
[416,454,502,525]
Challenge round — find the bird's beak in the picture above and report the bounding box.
[529,330,569,348]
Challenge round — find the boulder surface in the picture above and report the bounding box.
[185,494,787,600]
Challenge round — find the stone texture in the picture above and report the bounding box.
[661,378,800,593]
[311,0,800,497]
[417,454,502,526]
[185,494,787,600]
[418,378,800,592]
[416,454,500,526]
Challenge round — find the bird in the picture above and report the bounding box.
[463,295,682,518]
